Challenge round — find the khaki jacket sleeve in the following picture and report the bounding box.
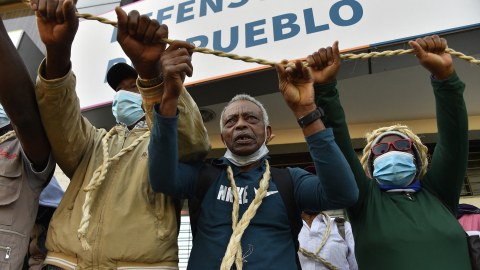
[35,59,97,178]
[138,80,211,162]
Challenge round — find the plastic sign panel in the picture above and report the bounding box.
[71,0,480,109]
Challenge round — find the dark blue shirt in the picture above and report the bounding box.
[148,106,358,270]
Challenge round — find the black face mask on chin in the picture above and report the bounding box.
[304,211,321,216]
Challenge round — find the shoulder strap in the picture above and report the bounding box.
[334,217,346,241]
[188,163,222,241]
[270,167,302,270]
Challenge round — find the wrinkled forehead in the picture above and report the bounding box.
[223,100,263,120]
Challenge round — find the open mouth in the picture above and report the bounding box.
[234,133,255,144]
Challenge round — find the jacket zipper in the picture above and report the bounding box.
[0,228,26,237]
[0,246,11,259]
[93,131,128,269]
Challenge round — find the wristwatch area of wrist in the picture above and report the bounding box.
[297,107,325,128]
[138,73,163,88]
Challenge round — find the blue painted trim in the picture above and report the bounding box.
[370,23,480,47]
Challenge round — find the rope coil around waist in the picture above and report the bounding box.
[220,160,271,270]
[77,127,150,250]
[298,213,339,270]
[21,1,480,68]
[0,130,16,144]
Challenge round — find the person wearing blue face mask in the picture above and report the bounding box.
[31,1,211,269]
[107,62,148,131]
[310,36,470,270]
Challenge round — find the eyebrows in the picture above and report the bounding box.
[224,111,261,121]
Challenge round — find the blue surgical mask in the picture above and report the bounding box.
[112,90,145,126]
[0,104,10,129]
[373,151,417,187]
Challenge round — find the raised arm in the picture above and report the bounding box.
[148,40,206,199]
[33,0,97,177]
[113,8,210,198]
[0,15,50,171]
[273,57,358,211]
[307,42,372,215]
[408,36,468,210]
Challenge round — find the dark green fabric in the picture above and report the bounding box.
[314,71,471,270]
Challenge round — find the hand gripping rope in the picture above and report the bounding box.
[298,213,340,270]
[22,1,480,67]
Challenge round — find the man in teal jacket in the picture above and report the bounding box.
[302,36,470,269]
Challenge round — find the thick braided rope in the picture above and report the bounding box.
[77,127,151,250]
[21,0,480,67]
[360,124,429,179]
[220,160,271,270]
[226,166,243,270]
[298,247,339,270]
[298,213,339,270]
[0,130,16,144]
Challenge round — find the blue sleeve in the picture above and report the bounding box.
[290,128,359,212]
[148,104,205,199]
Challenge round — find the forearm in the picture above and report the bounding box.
[293,129,358,212]
[45,46,71,80]
[35,61,93,177]
[424,71,468,194]
[314,81,367,179]
[0,17,50,170]
[308,129,358,209]
[148,105,200,198]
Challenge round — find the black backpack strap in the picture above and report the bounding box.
[188,163,222,241]
[174,199,184,236]
[270,167,302,270]
[334,217,346,241]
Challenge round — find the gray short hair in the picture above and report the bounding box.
[219,94,269,132]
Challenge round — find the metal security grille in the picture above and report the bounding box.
[462,151,480,196]
[178,216,193,270]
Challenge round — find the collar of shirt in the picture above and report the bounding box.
[116,120,148,135]
[212,155,270,177]
[303,213,331,232]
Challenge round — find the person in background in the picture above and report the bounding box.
[28,176,65,270]
[298,166,358,270]
[310,37,470,270]
[0,13,55,270]
[29,0,210,269]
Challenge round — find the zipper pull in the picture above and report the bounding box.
[405,193,412,200]
[5,247,10,259]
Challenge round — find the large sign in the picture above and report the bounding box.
[72,0,480,109]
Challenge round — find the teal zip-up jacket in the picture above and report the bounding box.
[314,71,470,270]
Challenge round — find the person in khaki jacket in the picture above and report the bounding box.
[29,0,210,269]
[0,14,56,270]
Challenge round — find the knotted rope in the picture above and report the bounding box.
[77,127,150,250]
[22,1,480,67]
[0,130,16,144]
[220,160,271,270]
[298,213,339,270]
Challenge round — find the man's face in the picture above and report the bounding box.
[116,76,139,94]
[221,100,272,156]
[115,76,145,113]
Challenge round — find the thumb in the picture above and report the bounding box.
[332,41,341,64]
[115,7,128,40]
[409,41,426,59]
[63,0,77,28]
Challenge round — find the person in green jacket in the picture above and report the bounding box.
[281,35,470,269]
